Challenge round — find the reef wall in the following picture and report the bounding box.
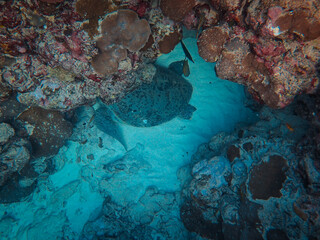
[179,95,320,239]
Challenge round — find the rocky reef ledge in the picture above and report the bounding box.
[179,92,320,240]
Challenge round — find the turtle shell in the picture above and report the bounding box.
[110,66,194,127]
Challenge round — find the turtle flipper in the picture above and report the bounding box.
[178,104,197,119]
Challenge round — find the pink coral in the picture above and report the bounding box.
[197,0,320,108]
[128,0,150,17]
[183,11,198,30]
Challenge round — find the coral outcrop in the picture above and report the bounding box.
[0,0,200,110]
[91,9,151,75]
[180,105,319,239]
[0,1,155,110]
[16,107,73,157]
[75,0,119,38]
[198,25,229,62]
[160,0,196,22]
[0,123,31,187]
[196,0,320,108]
[141,7,182,59]
[158,31,182,54]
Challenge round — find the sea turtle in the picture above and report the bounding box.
[109,65,196,127]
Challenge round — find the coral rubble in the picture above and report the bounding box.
[195,0,320,108]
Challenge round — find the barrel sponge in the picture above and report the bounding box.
[92,9,151,75]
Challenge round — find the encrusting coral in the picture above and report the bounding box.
[196,0,320,108]
[158,31,182,54]
[91,9,151,75]
[75,0,120,38]
[160,0,196,22]
[198,25,229,62]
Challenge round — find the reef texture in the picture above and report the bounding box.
[91,9,151,75]
[180,105,320,239]
[16,107,73,158]
[75,0,120,38]
[0,97,75,202]
[0,123,30,186]
[0,0,162,110]
[81,187,189,239]
[0,120,40,204]
[160,0,196,22]
[195,0,320,108]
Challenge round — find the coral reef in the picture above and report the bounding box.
[16,107,73,157]
[0,95,73,203]
[160,0,196,22]
[158,31,182,54]
[75,0,119,38]
[180,105,320,239]
[91,9,151,75]
[0,1,156,110]
[81,187,189,239]
[196,0,320,108]
[198,25,229,62]
[1,0,204,110]
[0,123,31,187]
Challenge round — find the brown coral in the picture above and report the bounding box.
[248,155,288,200]
[40,0,64,3]
[215,40,286,108]
[76,0,118,38]
[160,0,196,22]
[215,37,251,80]
[198,0,320,108]
[210,0,241,12]
[17,107,72,157]
[91,46,127,75]
[158,31,182,54]
[197,26,229,62]
[91,9,151,75]
[275,10,320,41]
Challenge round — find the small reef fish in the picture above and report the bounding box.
[196,13,205,40]
[183,59,190,77]
[180,40,194,63]
[168,59,190,77]
[285,123,294,132]
[88,113,95,124]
